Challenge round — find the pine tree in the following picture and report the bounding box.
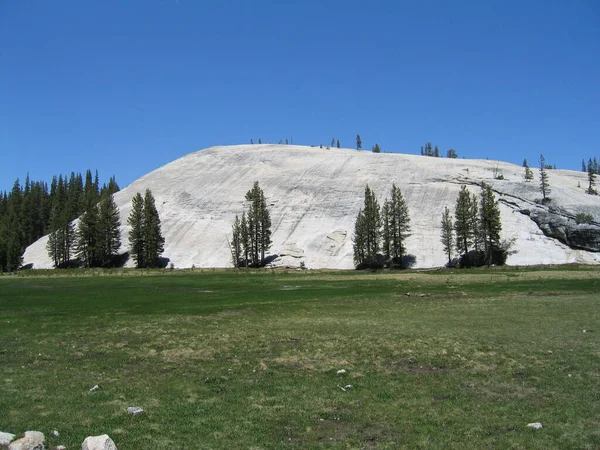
[352,185,381,268]
[127,193,145,268]
[587,165,597,195]
[353,208,367,267]
[356,134,362,150]
[60,208,76,265]
[381,201,391,259]
[46,205,62,268]
[582,159,587,172]
[479,182,502,267]
[470,193,482,258]
[425,142,433,156]
[0,205,23,271]
[454,186,474,261]
[231,215,242,268]
[258,138,262,144]
[372,143,381,153]
[331,137,335,147]
[434,145,440,157]
[440,206,454,266]
[539,154,550,201]
[76,203,100,267]
[337,139,340,148]
[244,182,272,266]
[240,210,249,266]
[524,159,534,182]
[383,184,411,265]
[447,149,457,158]
[142,189,165,268]
[97,194,121,267]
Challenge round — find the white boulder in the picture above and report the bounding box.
[0,432,16,449]
[8,431,45,450]
[81,434,117,450]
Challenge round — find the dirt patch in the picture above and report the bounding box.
[161,347,216,362]
[272,356,315,371]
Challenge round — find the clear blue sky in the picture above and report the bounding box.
[1,0,599,191]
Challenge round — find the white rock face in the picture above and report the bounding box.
[22,145,600,269]
[81,434,117,450]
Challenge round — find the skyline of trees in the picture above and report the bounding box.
[1,170,119,271]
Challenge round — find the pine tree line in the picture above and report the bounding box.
[420,142,458,158]
[0,170,119,272]
[231,181,272,268]
[127,190,165,269]
[582,157,599,174]
[352,184,411,269]
[441,183,510,268]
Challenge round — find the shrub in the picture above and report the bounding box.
[575,213,594,225]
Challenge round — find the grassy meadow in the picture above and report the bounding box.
[0,267,599,449]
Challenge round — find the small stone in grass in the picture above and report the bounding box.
[336,369,346,375]
[527,422,543,430]
[127,407,144,416]
[89,384,100,392]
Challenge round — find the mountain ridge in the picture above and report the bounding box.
[23,144,600,269]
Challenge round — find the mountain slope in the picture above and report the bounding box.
[23,145,600,269]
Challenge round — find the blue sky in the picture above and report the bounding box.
[1,0,599,191]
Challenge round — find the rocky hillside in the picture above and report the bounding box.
[23,145,600,269]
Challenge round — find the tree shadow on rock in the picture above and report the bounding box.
[111,252,130,268]
[157,257,170,269]
[264,254,279,265]
[397,254,417,269]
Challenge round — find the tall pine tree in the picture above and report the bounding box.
[244,182,272,266]
[539,154,550,201]
[142,189,165,268]
[127,193,145,268]
[479,182,502,267]
[353,185,381,268]
[454,186,474,262]
[381,184,411,265]
[97,194,121,267]
[440,206,454,266]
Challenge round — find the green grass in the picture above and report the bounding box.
[1,268,599,449]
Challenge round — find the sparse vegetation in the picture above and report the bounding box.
[575,212,594,225]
